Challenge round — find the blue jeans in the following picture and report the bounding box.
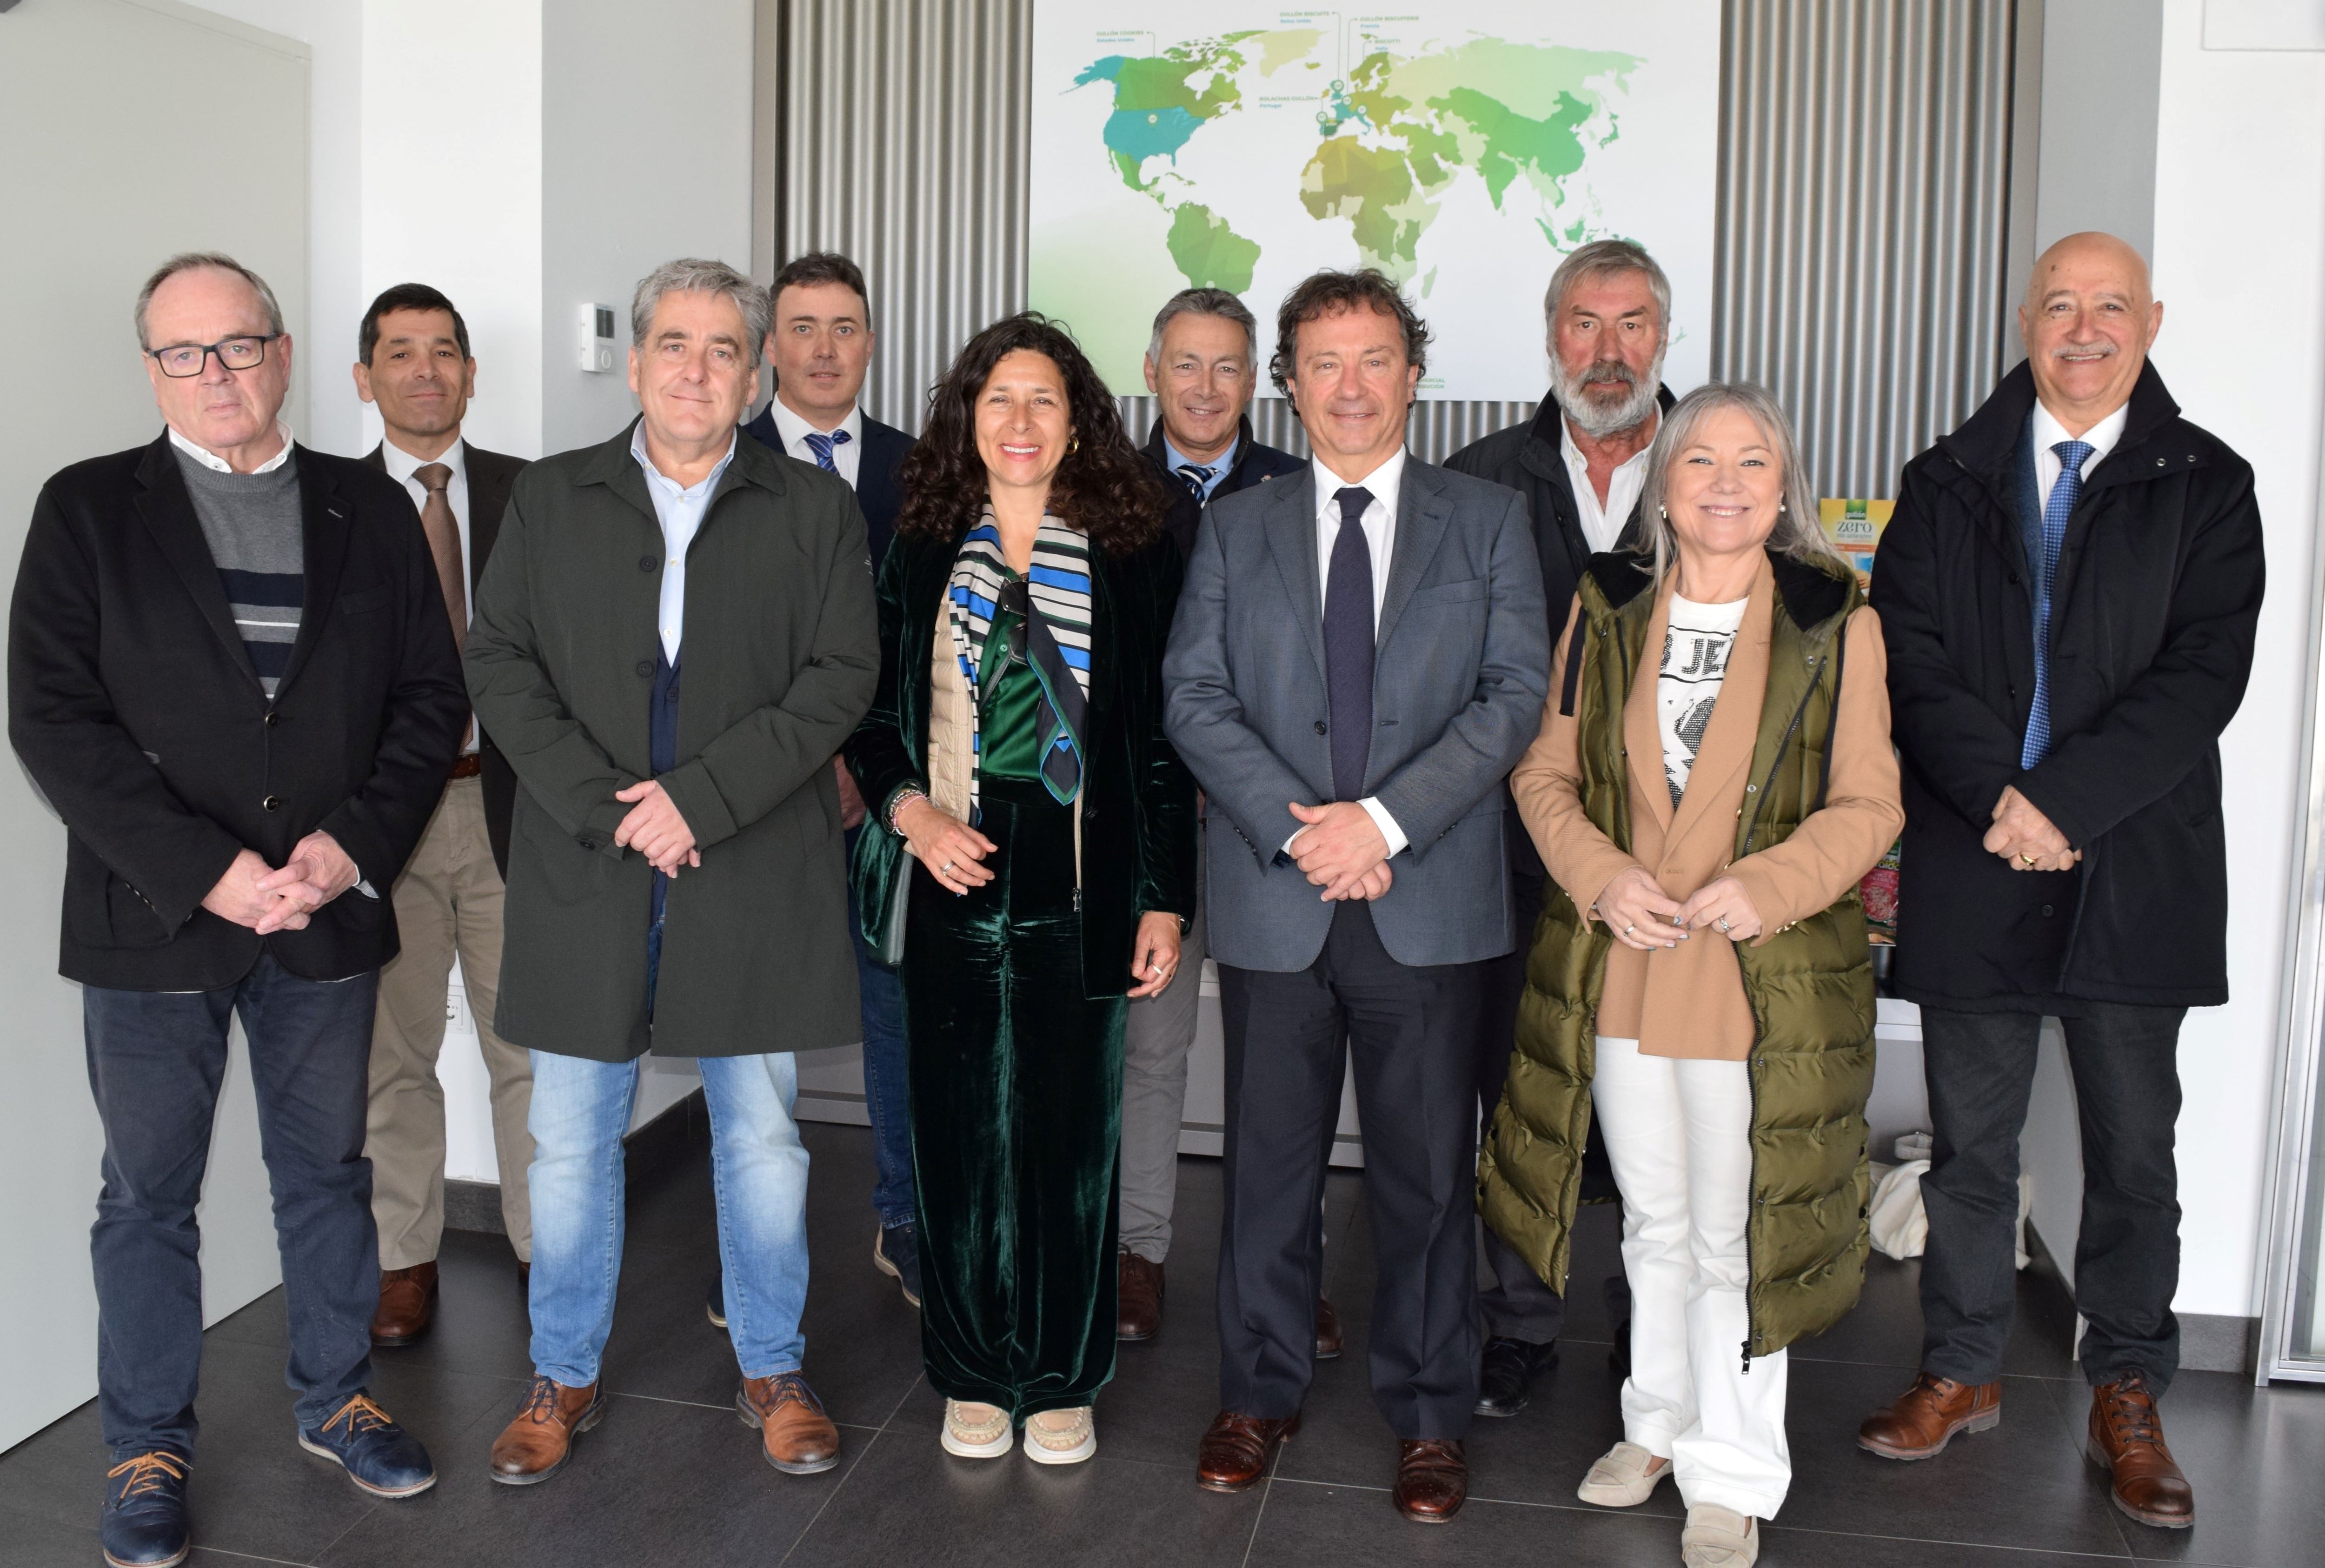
[84,957,380,1457]
[846,825,914,1229]
[526,1050,810,1383]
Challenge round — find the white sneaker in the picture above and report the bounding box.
[1577,1441,1672,1507]
[941,1400,1012,1459]
[1680,1505,1759,1567]
[1023,1406,1096,1465]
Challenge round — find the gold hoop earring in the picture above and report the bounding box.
[1069,435,1081,457]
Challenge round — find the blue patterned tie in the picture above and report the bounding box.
[2022,438,2095,768]
[1176,462,1215,500]
[1324,487,1375,802]
[803,429,851,472]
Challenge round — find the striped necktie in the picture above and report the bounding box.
[2021,438,2095,767]
[1175,462,1215,500]
[804,429,851,472]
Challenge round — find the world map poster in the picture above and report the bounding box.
[1029,2,1720,403]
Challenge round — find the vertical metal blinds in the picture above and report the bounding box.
[768,0,2018,492]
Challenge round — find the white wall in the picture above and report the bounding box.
[0,0,315,1454]
[2147,0,2325,1318]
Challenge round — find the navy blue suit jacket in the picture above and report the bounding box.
[740,405,915,570]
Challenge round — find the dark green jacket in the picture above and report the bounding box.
[846,526,1197,996]
[466,421,879,1061]
[1478,550,1876,1359]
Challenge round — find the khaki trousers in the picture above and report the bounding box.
[365,775,533,1267]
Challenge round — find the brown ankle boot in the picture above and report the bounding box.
[737,1372,840,1475]
[371,1261,438,1346]
[488,1377,605,1485]
[2089,1372,2194,1528]
[1858,1372,2001,1459]
[1118,1253,1164,1341]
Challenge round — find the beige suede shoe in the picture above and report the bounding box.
[1680,1504,1760,1566]
[1577,1441,1672,1507]
[941,1400,1012,1460]
[1023,1407,1096,1465]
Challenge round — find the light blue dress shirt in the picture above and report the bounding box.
[631,421,738,665]
[1162,432,1240,503]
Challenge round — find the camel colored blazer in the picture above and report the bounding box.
[1512,554,1903,1058]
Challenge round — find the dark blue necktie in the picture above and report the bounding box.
[1175,462,1215,500]
[804,429,851,472]
[1324,486,1375,802]
[2022,438,2095,767]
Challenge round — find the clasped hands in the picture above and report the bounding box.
[1983,784,2079,872]
[1594,866,1764,950]
[615,778,701,874]
[202,832,360,935]
[1287,801,1394,902]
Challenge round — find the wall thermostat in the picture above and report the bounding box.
[577,304,618,373]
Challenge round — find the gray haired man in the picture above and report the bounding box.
[1443,238,1674,1415]
[1116,289,1306,1344]
[470,259,877,1485]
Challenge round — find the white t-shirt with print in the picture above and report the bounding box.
[1658,594,1749,807]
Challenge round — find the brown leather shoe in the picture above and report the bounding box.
[1314,1296,1343,1360]
[737,1372,840,1475]
[1196,1409,1299,1492]
[371,1261,438,1346]
[1393,1438,1468,1523]
[1118,1252,1164,1342]
[2088,1372,2193,1528]
[1858,1372,2001,1460]
[488,1377,605,1485]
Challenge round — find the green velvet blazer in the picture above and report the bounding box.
[846,525,1198,999]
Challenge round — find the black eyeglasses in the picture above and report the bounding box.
[996,578,1030,666]
[147,335,280,379]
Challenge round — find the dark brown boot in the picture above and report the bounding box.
[487,1377,605,1485]
[2089,1372,2194,1528]
[1858,1372,2001,1460]
[1118,1253,1164,1341]
[370,1261,438,1346]
[738,1373,840,1475]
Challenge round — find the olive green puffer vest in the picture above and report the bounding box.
[1477,549,1876,1360]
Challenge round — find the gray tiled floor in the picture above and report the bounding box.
[6,1120,2320,1567]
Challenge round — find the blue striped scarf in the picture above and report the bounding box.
[945,510,1093,812]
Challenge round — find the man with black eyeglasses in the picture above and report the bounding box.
[9,252,468,1567]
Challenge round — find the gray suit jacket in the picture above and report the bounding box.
[1163,456,1548,971]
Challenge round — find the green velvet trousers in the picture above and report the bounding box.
[901,776,1126,1419]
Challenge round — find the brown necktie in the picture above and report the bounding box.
[413,462,465,649]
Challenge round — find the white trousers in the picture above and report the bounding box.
[1592,1035,1790,1518]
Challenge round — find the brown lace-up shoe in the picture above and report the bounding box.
[1393,1438,1468,1523]
[1314,1296,1343,1360]
[1118,1252,1164,1341]
[370,1261,438,1346]
[488,1377,605,1485]
[1858,1372,2001,1460]
[2089,1372,2194,1528]
[1196,1409,1299,1492]
[737,1372,841,1475]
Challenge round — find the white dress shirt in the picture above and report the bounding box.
[1302,447,1410,857]
[169,420,296,475]
[632,424,739,665]
[1560,411,1656,554]
[764,397,864,488]
[2031,398,2129,512]
[379,437,472,628]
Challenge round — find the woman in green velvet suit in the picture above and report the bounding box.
[846,313,1196,1464]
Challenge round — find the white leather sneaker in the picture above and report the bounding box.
[1577,1441,1673,1507]
[1680,1504,1759,1566]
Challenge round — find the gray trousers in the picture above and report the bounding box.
[1118,822,1206,1262]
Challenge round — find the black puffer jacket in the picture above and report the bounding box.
[1870,360,2264,1009]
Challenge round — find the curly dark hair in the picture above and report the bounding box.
[897,312,1167,551]
[1268,267,1432,397]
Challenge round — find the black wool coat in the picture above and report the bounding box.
[466,422,879,1061]
[9,434,468,990]
[1869,361,2265,1009]
[845,525,1198,997]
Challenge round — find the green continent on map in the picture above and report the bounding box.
[1071,30,1639,289]
[1165,203,1261,294]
